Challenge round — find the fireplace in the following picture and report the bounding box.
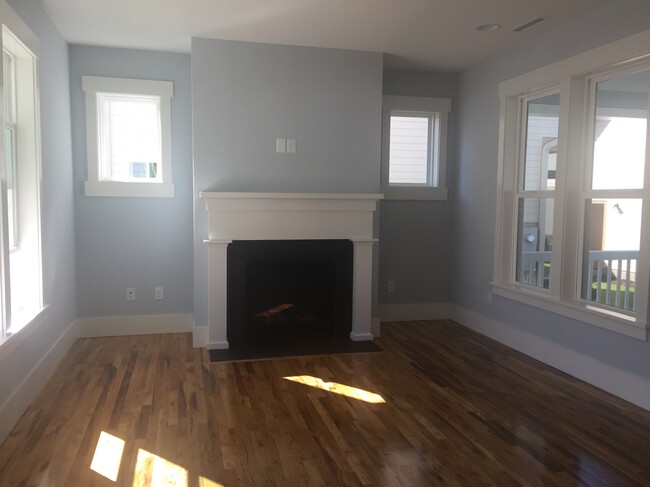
[227,240,353,344]
[200,192,383,350]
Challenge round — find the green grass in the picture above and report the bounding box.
[590,282,635,310]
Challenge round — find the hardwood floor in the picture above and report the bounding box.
[0,320,649,486]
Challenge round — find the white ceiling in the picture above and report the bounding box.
[38,0,612,71]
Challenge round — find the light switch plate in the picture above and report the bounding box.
[276,138,286,153]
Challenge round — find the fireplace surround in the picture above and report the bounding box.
[200,192,383,350]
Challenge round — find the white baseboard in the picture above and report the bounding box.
[207,340,229,350]
[193,324,208,348]
[448,304,650,411]
[77,313,193,337]
[379,302,451,322]
[0,317,79,444]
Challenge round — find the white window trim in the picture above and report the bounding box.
[381,95,450,200]
[82,76,174,198]
[0,16,45,341]
[493,28,650,341]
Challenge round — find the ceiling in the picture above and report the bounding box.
[38,0,612,71]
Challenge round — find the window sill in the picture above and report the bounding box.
[382,186,448,201]
[85,181,174,198]
[0,305,49,363]
[490,282,647,340]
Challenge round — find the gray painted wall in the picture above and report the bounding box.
[69,46,194,317]
[0,0,76,406]
[191,38,383,327]
[379,69,457,305]
[453,0,650,379]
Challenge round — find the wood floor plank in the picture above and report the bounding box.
[0,320,649,486]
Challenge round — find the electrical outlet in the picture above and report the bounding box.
[276,138,286,153]
[287,138,296,153]
[387,280,396,293]
[126,288,135,301]
[155,287,164,300]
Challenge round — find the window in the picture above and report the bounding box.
[82,76,174,197]
[3,49,17,249]
[381,95,450,200]
[1,25,43,337]
[493,29,650,340]
[515,91,560,290]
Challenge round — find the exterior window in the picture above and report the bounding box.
[388,113,434,185]
[515,92,560,290]
[381,95,450,200]
[581,69,648,313]
[493,29,650,340]
[82,76,174,197]
[1,26,43,337]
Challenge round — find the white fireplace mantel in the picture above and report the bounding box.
[200,192,383,349]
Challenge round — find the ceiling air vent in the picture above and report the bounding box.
[512,17,548,33]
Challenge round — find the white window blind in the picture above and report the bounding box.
[98,95,161,182]
[388,115,430,185]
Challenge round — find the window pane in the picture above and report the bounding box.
[582,198,641,311]
[592,70,648,190]
[389,115,430,184]
[4,126,16,248]
[99,95,162,182]
[523,93,560,191]
[516,197,554,289]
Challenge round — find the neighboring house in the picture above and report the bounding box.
[1,0,650,449]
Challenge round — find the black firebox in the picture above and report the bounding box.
[226,240,353,345]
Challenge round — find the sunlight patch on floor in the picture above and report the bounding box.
[90,432,225,486]
[284,375,386,403]
[90,431,125,482]
[199,476,225,487]
[133,448,188,487]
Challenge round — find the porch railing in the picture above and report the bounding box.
[519,251,552,288]
[518,249,638,311]
[587,250,638,311]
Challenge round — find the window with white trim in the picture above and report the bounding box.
[1,25,43,337]
[82,76,174,198]
[4,48,17,250]
[381,95,450,200]
[494,30,650,340]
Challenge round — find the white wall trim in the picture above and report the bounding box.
[379,302,452,322]
[77,313,192,337]
[193,324,208,348]
[0,318,80,444]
